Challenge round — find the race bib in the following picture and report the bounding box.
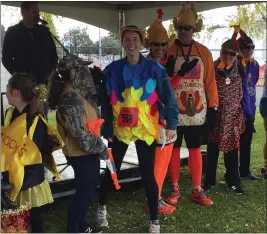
[118,107,138,127]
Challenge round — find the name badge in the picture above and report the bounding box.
[118,107,138,127]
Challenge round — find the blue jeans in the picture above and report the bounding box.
[66,155,100,233]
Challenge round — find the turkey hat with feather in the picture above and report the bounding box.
[143,9,176,49]
[173,2,203,32]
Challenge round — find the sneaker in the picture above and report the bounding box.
[260,168,267,179]
[228,185,243,194]
[158,199,175,214]
[149,222,160,233]
[191,188,214,206]
[85,225,102,233]
[145,199,175,215]
[96,205,108,228]
[261,168,267,175]
[202,183,215,192]
[167,186,180,205]
[241,174,260,181]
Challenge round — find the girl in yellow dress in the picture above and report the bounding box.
[2,73,63,233]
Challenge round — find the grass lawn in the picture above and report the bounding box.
[45,110,266,233]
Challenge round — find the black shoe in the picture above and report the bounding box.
[202,183,215,192]
[228,185,243,195]
[241,174,260,181]
[260,168,267,175]
[85,225,102,233]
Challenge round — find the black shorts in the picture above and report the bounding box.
[174,125,204,148]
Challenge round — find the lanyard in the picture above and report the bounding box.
[180,44,193,63]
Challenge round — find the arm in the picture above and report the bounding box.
[255,61,260,85]
[2,27,15,74]
[238,61,252,117]
[204,50,218,108]
[156,65,178,130]
[58,91,106,155]
[101,68,114,139]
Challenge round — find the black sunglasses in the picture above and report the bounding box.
[244,45,255,50]
[177,25,193,31]
[221,50,236,56]
[151,42,168,47]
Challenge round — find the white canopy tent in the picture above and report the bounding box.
[2,1,256,33]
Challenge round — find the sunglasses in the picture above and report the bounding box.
[221,50,236,56]
[244,45,255,50]
[151,42,168,47]
[177,25,193,31]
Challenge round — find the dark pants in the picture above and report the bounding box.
[66,155,100,233]
[239,121,254,177]
[174,125,204,148]
[30,207,44,233]
[98,137,158,221]
[204,142,241,186]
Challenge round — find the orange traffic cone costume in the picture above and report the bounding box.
[144,9,177,215]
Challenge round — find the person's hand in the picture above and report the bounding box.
[99,147,109,160]
[108,138,114,142]
[166,129,177,142]
[207,107,217,131]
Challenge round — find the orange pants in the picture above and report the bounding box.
[154,143,174,197]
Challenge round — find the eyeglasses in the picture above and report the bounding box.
[177,25,193,31]
[151,42,168,47]
[221,50,236,56]
[244,45,255,50]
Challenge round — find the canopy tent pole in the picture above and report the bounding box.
[118,8,125,58]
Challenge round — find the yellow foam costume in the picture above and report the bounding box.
[1,106,64,202]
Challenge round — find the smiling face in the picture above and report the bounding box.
[220,48,236,65]
[122,31,142,58]
[177,25,194,44]
[150,40,168,60]
[240,43,255,60]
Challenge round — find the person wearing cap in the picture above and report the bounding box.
[260,64,267,178]
[165,3,218,206]
[235,26,260,181]
[96,25,178,233]
[203,38,245,194]
[47,54,107,233]
[143,9,177,215]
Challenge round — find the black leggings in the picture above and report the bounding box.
[30,207,44,233]
[239,121,254,177]
[204,141,241,186]
[98,138,158,221]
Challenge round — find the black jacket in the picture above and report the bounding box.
[2,21,58,84]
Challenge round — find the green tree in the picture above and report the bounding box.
[107,32,120,42]
[228,3,266,40]
[40,12,59,39]
[63,27,96,54]
[39,12,64,57]
[167,22,176,38]
[96,32,121,55]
